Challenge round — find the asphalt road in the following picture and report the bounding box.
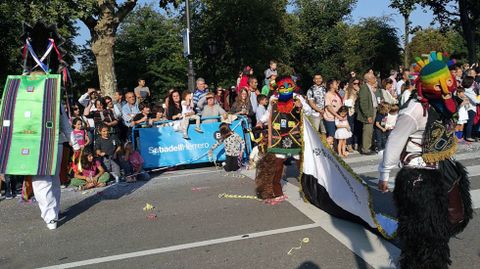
[0,143,479,269]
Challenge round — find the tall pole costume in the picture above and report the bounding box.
[0,22,73,230]
[378,52,472,268]
[255,76,311,200]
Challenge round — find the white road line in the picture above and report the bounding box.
[283,182,400,269]
[472,189,480,209]
[36,223,321,269]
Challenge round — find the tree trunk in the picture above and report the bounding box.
[91,35,117,98]
[458,0,477,64]
[404,14,410,67]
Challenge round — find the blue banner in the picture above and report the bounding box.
[136,118,251,169]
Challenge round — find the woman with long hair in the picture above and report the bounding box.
[230,88,254,120]
[344,77,361,151]
[166,89,183,120]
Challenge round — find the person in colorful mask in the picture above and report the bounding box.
[255,76,312,204]
[378,52,472,268]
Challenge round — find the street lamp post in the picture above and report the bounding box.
[208,40,217,89]
[185,0,195,92]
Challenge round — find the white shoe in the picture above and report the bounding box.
[47,220,57,230]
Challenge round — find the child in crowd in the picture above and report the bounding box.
[132,102,158,127]
[455,87,469,140]
[70,117,91,155]
[385,104,399,135]
[255,94,268,124]
[124,142,150,181]
[179,91,203,139]
[70,149,110,190]
[374,102,390,152]
[334,106,352,158]
[208,123,245,172]
[94,124,122,182]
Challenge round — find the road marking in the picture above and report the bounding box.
[283,182,400,269]
[472,189,480,209]
[37,223,322,269]
[158,169,221,179]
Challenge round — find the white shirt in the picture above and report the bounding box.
[378,101,427,182]
[259,93,312,124]
[464,87,480,112]
[256,105,267,123]
[400,90,411,106]
[396,80,405,97]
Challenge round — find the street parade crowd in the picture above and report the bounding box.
[1,54,477,268]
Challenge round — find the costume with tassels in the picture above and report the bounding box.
[0,22,72,230]
[378,52,472,268]
[255,77,311,200]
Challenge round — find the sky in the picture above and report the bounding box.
[73,0,436,68]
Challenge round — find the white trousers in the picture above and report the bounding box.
[32,145,63,224]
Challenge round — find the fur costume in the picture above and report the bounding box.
[392,52,472,268]
[255,76,304,199]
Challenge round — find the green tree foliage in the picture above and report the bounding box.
[389,0,417,66]
[344,17,402,77]
[114,5,187,99]
[407,28,468,62]
[291,0,357,82]
[190,0,291,87]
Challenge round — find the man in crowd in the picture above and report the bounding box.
[134,78,150,103]
[193,77,208,113]
[122,91,140,130]
[395,70,410,98]
[248,77,260,113]
[357,72,379,155]
[306,74,327,135]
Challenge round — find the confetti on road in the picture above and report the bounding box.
[218,193,261,201]
[143,203,155,211]
[146,213,157,220]
[287,237,310,255]
[191,187,211,192]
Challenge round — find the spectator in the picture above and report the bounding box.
[166,89,183,121]
[113,89,125,120]
[261,72,277,97]
[70,117,91,154]
[84,97,119,138]
[78,88,98,130]
[208,123,245,172]
[122,92,140,128]
[256,94,268,124]
[385,103,399,132]
[230,88,255,121]
[455,87,469,140]
[201,92,227,123]
[132,102,159,127]
[388,69,398,96]
[357,72,379,155]
[395,70,410,98]
[164,88,175,111]
[344,78,361,152]
[69,149,109,190]
[462,76,480,142]
[134,78,150,103]
[94,125,122,182]
[1,174,16,199]
[264,60,278,85]
[179,91,203,139]
[454,65,463,85]
[399,80,414,106]
[71,104,90,131]
[247,77,260,113]
[193,78,208,113]
[124,142,150,181]
[152,104,166,121]
[374,102,390,152]
[335,106,352,158]
[323,79,342,146]
[381,78,397,105]
[306,74,327,134]
[214,86,229,111]
[237,66,253,93]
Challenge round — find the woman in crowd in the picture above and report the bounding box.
[208,123,245,172]
[166,89,183,121]
[230,88,254,120]
[323,79,343,146]
[214,86,230,111]
[201,92,227,123]
[380,78,397,105]
[344,77,361,152]
[84,97,119,138]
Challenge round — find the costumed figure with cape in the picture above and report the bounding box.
[378,52,472,268]
[0,22,72,230]
[255,76,312,201]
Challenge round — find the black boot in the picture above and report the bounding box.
[5,175,12,199]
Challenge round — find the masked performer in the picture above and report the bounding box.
[378,52,472,268]
[255,76,311,201]
[0,22,72,230]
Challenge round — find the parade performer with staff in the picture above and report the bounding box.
[378,52,472,268]
[0,22,72,230]
[255,76,311,202]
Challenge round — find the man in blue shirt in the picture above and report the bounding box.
[122,91,140,128]
[193,77,208,113]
